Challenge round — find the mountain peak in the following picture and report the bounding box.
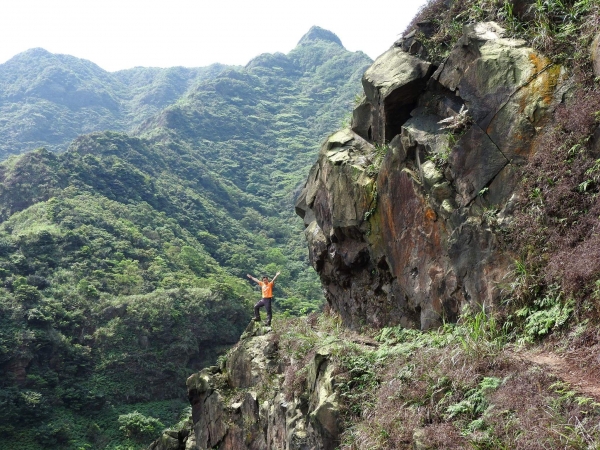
[297,26,343,47]
[22,47,52,57]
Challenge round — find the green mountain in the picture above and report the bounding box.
[0,27,371,449]
[0,47,228,158]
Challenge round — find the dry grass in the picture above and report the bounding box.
[510,87,600,312]
[332,319,600,449]
[224,311,600,449]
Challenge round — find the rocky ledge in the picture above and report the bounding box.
[148,321,343,450]
[296,21,569,330]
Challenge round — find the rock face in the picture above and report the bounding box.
[148,322,342,450]
[296,22,568,330]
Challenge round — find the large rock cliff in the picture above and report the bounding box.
[149,321,346,450]
[296,21,569,330]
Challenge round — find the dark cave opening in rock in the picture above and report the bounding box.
[383,76,432,142]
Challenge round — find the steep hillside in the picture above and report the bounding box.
[0,27,371,449]
[297,0,600,330]
[139,27,368,204]
[153,315,600,450]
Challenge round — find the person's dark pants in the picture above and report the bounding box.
[254,297,272,325]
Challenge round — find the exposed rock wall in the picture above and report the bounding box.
[296,22,569,330]
[149,322,342,450]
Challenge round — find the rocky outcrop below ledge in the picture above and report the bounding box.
[148,321,343,450]
[296,21,570,330]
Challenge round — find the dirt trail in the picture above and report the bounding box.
[514,350,600,401]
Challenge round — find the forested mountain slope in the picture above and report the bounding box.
[0,27,371,449]
[0,47,228,158]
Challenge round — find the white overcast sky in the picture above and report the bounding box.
[0,0,429,72]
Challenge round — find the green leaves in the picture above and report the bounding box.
[0,35,373,449]
[445,376,503,437]
[515,287,574,342]
[118,411,164,440]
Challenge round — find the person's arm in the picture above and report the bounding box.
[247,274,260,284]
[271,271,281,283]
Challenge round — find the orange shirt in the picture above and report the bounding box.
[259,281,274,298]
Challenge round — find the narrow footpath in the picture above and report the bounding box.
[515,350,600,401]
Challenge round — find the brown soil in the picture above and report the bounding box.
[513,349,600,401]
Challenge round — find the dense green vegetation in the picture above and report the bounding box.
[149,4,600,449]
[0,27,371,449]
[0,47,228,159]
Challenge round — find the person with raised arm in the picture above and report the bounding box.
[246,271,280,326]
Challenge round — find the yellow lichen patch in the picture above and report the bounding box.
[529,52,551,74]
[527,52,563,107]
[509,53,562,138]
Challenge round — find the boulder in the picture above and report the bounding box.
[396,21,435,60]
[363,48,431,103]
[300,130,377,241]
[484,57,567,163]
[351,99,374,140]
[400,114,449,160]
[297,21,570,330]
[421,160,443,188]
[431,182,454,202]
[432,22,508,93]
[149,325,343,450]
[457,37,532,128]
[433,21,567,164]
[186,369,228,449]
[388,133,407,164]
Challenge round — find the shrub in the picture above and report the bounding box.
[35,419,72,447]
[515,287,574,342]
[117,411,164,440]
[455,305,506,358]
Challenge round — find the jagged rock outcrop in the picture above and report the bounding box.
[149,322,342,450]
[296,22,569,330]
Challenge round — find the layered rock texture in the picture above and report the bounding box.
[296,22,569,330]
[149,322,343,450]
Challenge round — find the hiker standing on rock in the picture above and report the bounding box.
[246,272,280,326]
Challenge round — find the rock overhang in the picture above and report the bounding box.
[297,21,568,330]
